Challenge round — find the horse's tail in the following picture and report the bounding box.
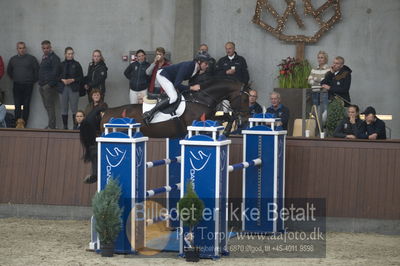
[80,119,97,162]
[79,107,104,162]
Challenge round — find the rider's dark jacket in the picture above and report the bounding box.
[159,61,197,92]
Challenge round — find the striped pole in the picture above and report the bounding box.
[146,183,181,198]
[228,158,262,172]
[146,156,181,168]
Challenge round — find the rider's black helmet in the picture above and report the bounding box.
[194,51,211,63]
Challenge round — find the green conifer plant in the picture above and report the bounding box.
[92,178,123,247]
[178,180,204,246]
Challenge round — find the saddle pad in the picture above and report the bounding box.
[142,95,186,124]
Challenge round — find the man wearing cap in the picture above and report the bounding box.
[360,106,386,140]
[321,56,352,106]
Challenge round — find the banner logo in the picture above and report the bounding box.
[189,150,211,171]
[106,147,127,167]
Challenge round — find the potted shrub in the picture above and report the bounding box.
[92,178,123,257]
[326,96,346,137]
[178,180,204,262]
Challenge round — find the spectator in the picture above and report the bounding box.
[266,92,290,130]
[308,51,330,123]
[142,52,211,126]
[84,88,108,120]
[360,106,386,140]
[146,47,170,96]
[215,41,249,85]
[74,110,85,130]
[0,55,4,79]
[84,49,108,102]
[39,40,61,129]
[321,56,352,107]
[248,89,263,116]
[190,43,216,85]
[58,47,83,130]
[333,104,364,139]
[7,41,39,127]
[124,49,150,104]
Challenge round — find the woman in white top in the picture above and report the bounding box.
[308,51,330,124]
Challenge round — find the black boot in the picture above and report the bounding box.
[72,114,77,130]
[142,97,171,126]
[62,114,68,130]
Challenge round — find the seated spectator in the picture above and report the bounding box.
[360,106,386,140]
[146,47,170,96]
[266,92,290,130]
[74,110,85,130]
[333,104,364,139]
[321,56,352,107]
[249,89,263,116]
[84,88,108,122]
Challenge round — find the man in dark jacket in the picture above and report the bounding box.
[266,92,290,130]
[39,40,60,129]
[359,106,387,140]
[124,49,150,104]
[7,41,39,127]
[321,56,352,106]
[215,41,249,85]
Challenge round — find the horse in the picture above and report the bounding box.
[80,77,250,183]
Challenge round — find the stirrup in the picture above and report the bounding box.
[142,112,153,126]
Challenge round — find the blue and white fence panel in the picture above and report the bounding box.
[179,120,230,259]
[96,117,148,254]
[241,114,287,233]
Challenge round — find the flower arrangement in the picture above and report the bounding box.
[278,57,312,88]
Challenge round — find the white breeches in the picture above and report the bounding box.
[156,70,177,104]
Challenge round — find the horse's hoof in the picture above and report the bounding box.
[83,175,97,184]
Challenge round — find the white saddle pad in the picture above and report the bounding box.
[142,95,186,124]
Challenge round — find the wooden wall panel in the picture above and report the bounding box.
[0,129,399,220]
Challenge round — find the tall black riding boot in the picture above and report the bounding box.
[72,114,77,130]
[62,114,68,130]
[142,97,171,126]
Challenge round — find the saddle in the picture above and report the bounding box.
[142,93,186,124]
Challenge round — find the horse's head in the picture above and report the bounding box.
[224,80,251,128]
[199,78,250,132]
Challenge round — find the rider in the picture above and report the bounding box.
[142,51,211,125]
